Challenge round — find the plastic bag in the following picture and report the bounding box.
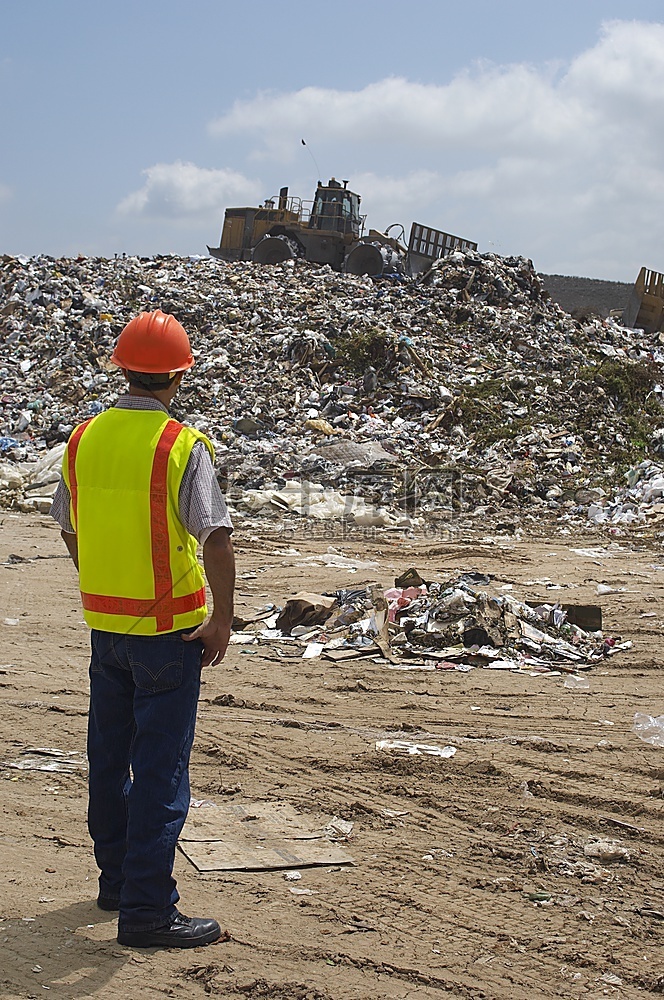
[632,712,664,747]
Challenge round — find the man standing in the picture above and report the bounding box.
[50,309,235,949]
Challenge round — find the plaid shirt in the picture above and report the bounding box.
[50,395,233,544]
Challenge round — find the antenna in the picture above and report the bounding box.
[301,139,321,181]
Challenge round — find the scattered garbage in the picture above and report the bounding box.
[584,459,664,530]
[422,848,454,861]
[234,569,619,674]
[564,674,591,690]
[297,552,380,572]
[583,838,631,863]
[599,973,624,987]
[243,480,407,528]
[325,816,354,840]
[376,740,457,758]
[275,593,336,633]
[2,251,664,532]
[632,712,664,748]
[2,747,87,773]
[520,781,535,799]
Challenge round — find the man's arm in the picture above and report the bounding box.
[183,527,235,667]
[61,530,79,570]
[51,475,78,569]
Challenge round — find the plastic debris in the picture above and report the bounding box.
[632,712,664,747]
[3,747,87,773]
[520,781,535,799]
[600,974,624,987]
[375,740,457,757]
[564,674,591,690]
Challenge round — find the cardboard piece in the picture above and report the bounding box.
[179,800,355,872]
[322,646,375,662]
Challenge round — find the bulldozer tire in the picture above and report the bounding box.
[344,241,404,277]
[252,235,301,265]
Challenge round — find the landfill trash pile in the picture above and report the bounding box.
[584,458,664,530]
[0,441,66,514]
[232,567,625,676]
[2,250,664,528]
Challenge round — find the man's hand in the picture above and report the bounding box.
[183,616,231,667]
[61,530,79,570]
[184,527,235,667]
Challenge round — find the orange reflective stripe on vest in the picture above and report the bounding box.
[150,420,179,629]
[149,420,186,631]
[80,589,206,626]
[66,418,94,530]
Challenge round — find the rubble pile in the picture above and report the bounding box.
[233,568,624,674]
[1,250,664,528]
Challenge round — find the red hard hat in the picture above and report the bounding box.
[110,310,195,373]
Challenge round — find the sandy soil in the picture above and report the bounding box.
[1,511,663,1000]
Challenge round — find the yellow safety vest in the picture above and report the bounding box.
[62,407,213,635]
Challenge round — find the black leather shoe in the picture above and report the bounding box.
[97,895,120,911]
[117,912,223,949]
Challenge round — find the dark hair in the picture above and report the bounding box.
[126,370,179,390]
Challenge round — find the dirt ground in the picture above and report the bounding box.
[1,511,664,1000]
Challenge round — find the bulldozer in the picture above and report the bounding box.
[623,266,664,332]
[207,177,477,277]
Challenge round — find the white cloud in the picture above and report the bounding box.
[206,20,664,278]
[117,161,262,220]
[566,20,664,108]
[209,64,586,158]
[209,21,664,158]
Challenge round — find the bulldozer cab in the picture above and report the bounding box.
[308,179,362,238]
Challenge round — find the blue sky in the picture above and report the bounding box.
[2,0,664,279]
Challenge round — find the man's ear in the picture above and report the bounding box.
[173,372,184,389]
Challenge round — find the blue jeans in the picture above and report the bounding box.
[87,628,203,932]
